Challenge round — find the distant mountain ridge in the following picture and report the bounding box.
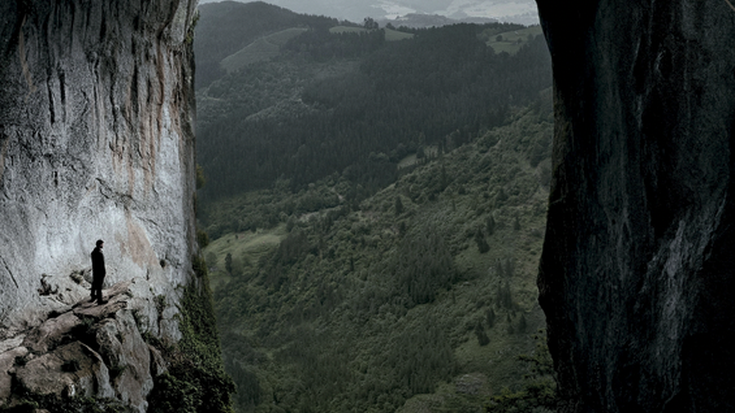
[195,1,342,89]
[379,13,497,28]
[194,1,538,90]
[194,3,550,199]
[197,0,539,25]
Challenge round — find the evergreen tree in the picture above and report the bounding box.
[225,253,233,274]
[474,321,490,346]
[474,228,490,253]
[518,314,528,334]
[486,215,496,236]
[395,196,404,216]
[486,308,496,328]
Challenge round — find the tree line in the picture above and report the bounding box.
[196,22,551,202]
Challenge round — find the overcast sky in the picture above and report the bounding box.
[197,0,539,25]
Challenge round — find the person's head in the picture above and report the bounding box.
[96,239,104,248]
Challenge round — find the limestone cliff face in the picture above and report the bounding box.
[0,0,201,410]
[537,1,735,412]
[0,1,198,332]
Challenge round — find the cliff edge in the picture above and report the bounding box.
[537,1,735,412]
[0,1,232,411]
[0,0,197,333]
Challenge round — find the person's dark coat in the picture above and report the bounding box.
[91,247,106,278]
[91,246,106,302]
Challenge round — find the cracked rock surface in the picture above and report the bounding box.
[1,281,169,412]
[537,0,735,411]
[0,0,199,336]
[0,0,200,410]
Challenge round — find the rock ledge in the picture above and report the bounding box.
[1,281,169,412]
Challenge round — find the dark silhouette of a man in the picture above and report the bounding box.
[90,239,107,304]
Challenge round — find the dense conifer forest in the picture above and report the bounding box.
[194,2,555,412]
[195,2,549,201]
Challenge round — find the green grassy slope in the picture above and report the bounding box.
[384,27,415,41]
[220,28,308,73]
[202,93,554,413]
[195,1,341,89]
[484,25,544,55]
[204,226,288,290]
[330,26,415,41]
[219,25,414,75]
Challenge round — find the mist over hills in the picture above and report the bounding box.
[197,0,539,25]
[194,1,540,89]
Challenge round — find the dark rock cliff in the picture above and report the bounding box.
[537,1,735,412]
[0,1,227,411]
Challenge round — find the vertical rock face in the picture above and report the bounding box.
[0,1,203,409]
[0,1,198,334]
[537,1,735,412]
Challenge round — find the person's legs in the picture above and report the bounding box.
[91,277,102,302]
[95,277,106,304]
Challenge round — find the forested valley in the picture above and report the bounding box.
[194,2,555,412]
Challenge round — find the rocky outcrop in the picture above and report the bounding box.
[1,281,169,412]
[0,0,202,410]
[537,1,735,412]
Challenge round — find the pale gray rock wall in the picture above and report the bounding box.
[0,0,199,338]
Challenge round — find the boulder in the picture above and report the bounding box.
[22,312,81,354]
[0,346,28,403]
[1,281,173,412]
[92,312,153,412]
[14,341,114,399]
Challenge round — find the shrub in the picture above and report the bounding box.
[196,229,210,248]
[474,321,490,346]
[486,333,558,413]
[394,227,456,306]
[474,228,490,253]
[148,257,235,413]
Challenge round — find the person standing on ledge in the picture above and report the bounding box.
[90,239,107,304]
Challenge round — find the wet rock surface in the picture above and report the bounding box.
[537,1,735,412]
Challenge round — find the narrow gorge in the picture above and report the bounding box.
[5,0,734,411]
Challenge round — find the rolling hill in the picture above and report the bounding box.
[203,96,556,413]
[193,3,554,412]
[220,28,309,73]
[194,7,550,201]
[198,0,539,26]
[195,1,343,89]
